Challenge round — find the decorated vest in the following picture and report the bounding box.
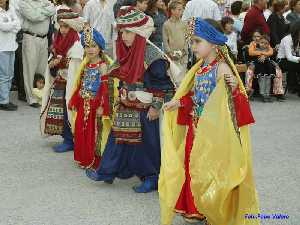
[193,62,218,117]
[80,64,102,99]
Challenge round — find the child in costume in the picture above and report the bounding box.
[159,18,260,225]
[40,9,84,153]
[86,7,175,193]
[68,27,111,169]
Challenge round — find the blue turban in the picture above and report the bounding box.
[193,17,227,45]
[80,27,106,50]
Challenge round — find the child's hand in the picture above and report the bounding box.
[147,107,160,121]
[97,107,104,116]
[163,100,181,111]
[225,74,238,91]
[49,58,61,68]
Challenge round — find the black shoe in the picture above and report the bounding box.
[29,103,41,108]
[267,97,273,102]
[277,95,286,102]
[0,103,18,111]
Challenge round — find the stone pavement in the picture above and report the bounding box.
[0,94,299,225]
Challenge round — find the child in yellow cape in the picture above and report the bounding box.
[159,18,260,225]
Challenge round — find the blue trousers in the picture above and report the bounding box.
[0,51,15,104]
[96,111,161,180]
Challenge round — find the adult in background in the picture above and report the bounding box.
[241,0,269,44]
[277,20,300,95]
[230,0,243,33]
[267,0,290,49]
[0,0,21,111]
[287,0,300,24]
[19,0,56,107]
[113,0,135,18]
[146,0,167,49]
[83,0,116,58]
[182,0,221,21]
[10,0,26,102]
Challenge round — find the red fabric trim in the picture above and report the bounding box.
[53,29,79,57]
[99,75,110,116]
[110,34,146,84]
[233,88,255,127]
[175,119,204,218]
[177,92,194,125]
[68,87,80,110]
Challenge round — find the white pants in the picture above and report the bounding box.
[22,34,48,104]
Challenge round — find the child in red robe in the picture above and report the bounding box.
[69,26,110,169]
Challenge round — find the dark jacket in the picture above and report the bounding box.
[267,13,290,47]
[286,12,300,24]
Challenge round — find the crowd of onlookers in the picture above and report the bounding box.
[0,0,299,111]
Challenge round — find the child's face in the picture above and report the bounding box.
[85,44,101,60]
[224,22,234,33]
[295,1,300,14]
[252,32,262,43]
[136,0,148,12]
[121,29,136,47]
[59,21,71,37]
[171,4,184,19]
[156,0,165,10]
[37,80,45,90]
[259,38,269,49]
[191,36,214,60]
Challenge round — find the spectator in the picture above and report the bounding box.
[113,0,135,17]
[32,73,44,105]
[267,0,290,48]
[181,0,221,21]
[162,0,188,85]
[83,0,116,58]
[135,0,149,12]
[0,0,21,111]
[19,0,56,107]
[287,0,300,24]
[249,34,276,102]
[264,0,273,21]
[146,0,167,49]
[277,20,300,95]
[221,16,238,58]
[230,0,243,33]
[9,0,26,102]
[241,0,270,44]
[238,1,250,22]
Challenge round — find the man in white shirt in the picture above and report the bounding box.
[19,0,56,107]
[182,0,222,21]
[83,0,116,58]
[0,1,21,110]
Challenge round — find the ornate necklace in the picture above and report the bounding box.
[196,59,218,76]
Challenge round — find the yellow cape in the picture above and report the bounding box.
[159,59,260,225]
[70,56,119,155]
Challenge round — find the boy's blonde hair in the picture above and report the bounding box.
[168,0,183,10]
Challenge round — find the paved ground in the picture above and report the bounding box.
[0,93,299,225]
